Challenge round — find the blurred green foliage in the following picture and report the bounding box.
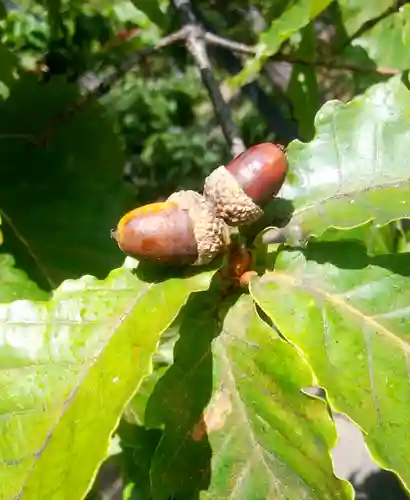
[0,0,287,205]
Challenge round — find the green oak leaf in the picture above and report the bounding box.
[130,0,168,30]
[277,75,410,243]
[229,0,333,88]
[117,421,162,500]
[345,4,410,71]
[250,244,410,490]
[338,0,395,37]
[287,23,320,141]
[0,252,49,302]
[311,220,399,256]
[0,258,214,500]
[0,215,49,302]
[146,292,353,499]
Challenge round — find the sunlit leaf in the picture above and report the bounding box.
[146,292,353,499]
[346,4,410,71]
[0,252,49,302]
[229,0,333,87]
[278,76,410,244]
[251,245,410,490]
[287,23,320,140]
[0,258,214,499]
[338,0,395,36]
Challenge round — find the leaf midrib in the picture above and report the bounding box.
[265,272,410,355]
[216,339,284,498]
[15,282,154,499]
[220,313,346,499]
[292,177,410,217]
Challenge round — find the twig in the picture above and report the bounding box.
[204,32,256,56]
[32,28,189,147]
[272,55,400,76]
[85,28,189,98]
[199,33,297,142]
[341,0,410,50]
[171,0,246,157]
[0,208,56,289]
[199,32,399,76]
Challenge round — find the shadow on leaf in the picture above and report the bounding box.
[134,258,222,284]
[116,422,162,500]
[242,197,295,244]
[350,468,409,500]
[144,281,239,499]
[302,240,410,277]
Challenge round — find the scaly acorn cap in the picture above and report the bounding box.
[203,165,263,226]
[167,190,230,265]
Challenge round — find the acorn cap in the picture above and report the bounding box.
[203,165,263,226]
[167,190,230,265]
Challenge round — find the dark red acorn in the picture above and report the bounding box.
[226,142,288,206]
[203,142,288,226]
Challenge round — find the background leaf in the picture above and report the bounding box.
[146,289,220,499]
[117,421,162,500]
[337,0,395,36]
[230,0,333,87]
[287,23,320,140]
[0,259,214,499]
[0,75,132,289]
[344,4,410,71]
[251,243,410,490]
[146,291,353,499]
[0,252,49,302]
[130,0,168,31]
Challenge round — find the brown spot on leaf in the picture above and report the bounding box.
[191,414,207,442]
[203,389,232,433]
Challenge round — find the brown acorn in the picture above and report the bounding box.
[111,191,229,266]
[203,143,288,226]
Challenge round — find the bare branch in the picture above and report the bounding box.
[191,6,298,143]
[83,28,190,98]
[341,0,410,50]
[272,55,400,77]
[32,29,189,147]
[171,0,246,157]
[197,31,399,77]
[204,32,256,56]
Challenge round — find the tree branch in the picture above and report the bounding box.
[171,0,246,157]
[201,33,399,76]
[341,0,410,50]
[191,7,298,143]
[204,32,256,56]
[33,28,189,147]
[82,28,190,98]
[272,55,400,76]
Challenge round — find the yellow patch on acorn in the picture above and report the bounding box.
[112,191,229,266]
[112,201,198,265]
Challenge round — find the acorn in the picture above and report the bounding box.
[203,143,288,226]
[111,190,229,266]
